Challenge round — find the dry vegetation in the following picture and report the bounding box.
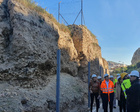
[83,26,96,38]
[15,0,70,33]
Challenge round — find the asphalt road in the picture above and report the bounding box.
[91,100,119,112]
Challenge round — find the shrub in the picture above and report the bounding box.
[59,24,70,33]
[83,26,96,38]
[111,64,139,74]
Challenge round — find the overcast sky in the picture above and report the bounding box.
[34,0,140,65]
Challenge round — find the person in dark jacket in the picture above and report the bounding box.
[89,74,100,112]
[126,70,140,112]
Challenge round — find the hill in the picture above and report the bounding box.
[131,48,140,65]
[108,61,124,69]
[111,62,140,75]
[108,61,127,73]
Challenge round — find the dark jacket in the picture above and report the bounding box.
[89,80,100,93]
[126,79,140,112]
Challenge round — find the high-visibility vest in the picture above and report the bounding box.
[113,78,117,93]
[121,79,131,99]
[101,79,114,101]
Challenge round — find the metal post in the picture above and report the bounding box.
[58,2,61,23]
[73,10,81,25]
[59,14,69,25]
[81,0,83,25]
[105,69,107,74]
[88,62,90,108]
[56,49,61,112]
[100,66,101,76]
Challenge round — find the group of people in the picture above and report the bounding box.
[89,70,140,112]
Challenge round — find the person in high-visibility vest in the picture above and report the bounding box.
[101,74,114,112]
[126,70,140,112]
[120,72,131,99]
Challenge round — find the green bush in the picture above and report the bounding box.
[112,64,140,75]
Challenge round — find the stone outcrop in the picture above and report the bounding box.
[69,25,100,62]
[131,48,140,65]
[67,25,109,80]
[0,0,109,111]
[100,58,109,75]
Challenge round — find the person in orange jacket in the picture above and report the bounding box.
[101,74,114,112]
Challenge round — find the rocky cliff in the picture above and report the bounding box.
[131,48,140,65]
[67,25,109,80]
[0,0,109,111]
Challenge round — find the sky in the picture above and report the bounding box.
[34,0,140,65]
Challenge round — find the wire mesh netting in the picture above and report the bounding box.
[60,0,82,25]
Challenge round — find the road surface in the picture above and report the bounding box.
[91,100,119,112]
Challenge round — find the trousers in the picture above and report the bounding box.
[90,93,99,112]
[102,93,114,112]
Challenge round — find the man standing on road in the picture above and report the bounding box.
[89,74,100,112]
[101,74,114,112]
[126,70,140,112]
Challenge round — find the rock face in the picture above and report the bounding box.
[0,0,59,82]
[0,0,109,111]
[131,48,140,65]
[67,25,109,80]
[0,73,88,112]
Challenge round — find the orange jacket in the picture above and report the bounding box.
[101,79,114,101]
